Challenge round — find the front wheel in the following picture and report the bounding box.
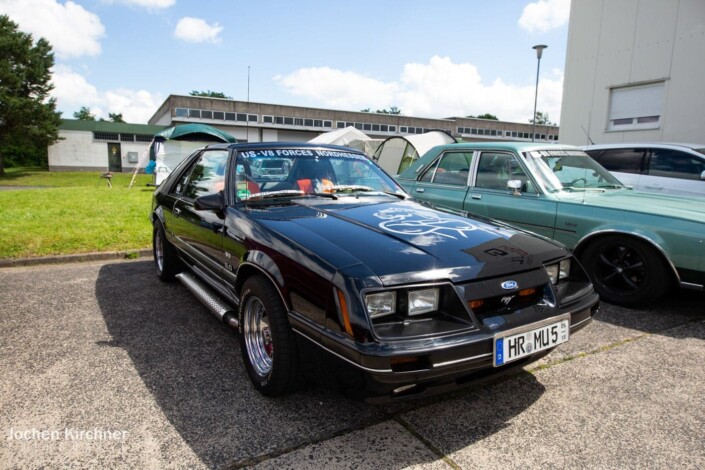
[239,276,299,396]
[580,236,670,306]
[152,220,181,281]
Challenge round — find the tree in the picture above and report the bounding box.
[468,113,499,120]
[73,106,96,121]
[189,90,233,99]
[360,108,371,113]
[376,106,402,115]
[108,112,124,123]
[0,15,62,174]
[530,111,555,125]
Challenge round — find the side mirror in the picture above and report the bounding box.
[507,179,522,195]
[194,192,224,211]
[700,170,705,181]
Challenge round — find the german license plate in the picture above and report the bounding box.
[494,315,570,367]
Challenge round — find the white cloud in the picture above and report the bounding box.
[275,56,564,124]
[111,0,175,9]
[173,17,223,44]
[518,0,571,33]
[51,65,163,123]
[0,0,105,58]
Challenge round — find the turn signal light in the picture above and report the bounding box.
[336,289,354,336]
[519,288,536,297]
[468,299,484,310]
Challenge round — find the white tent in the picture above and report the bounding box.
[372,131,458,175]
[309,126,382,156]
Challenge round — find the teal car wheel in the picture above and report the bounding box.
[580,236,669,306]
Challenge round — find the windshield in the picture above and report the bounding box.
[524,150,625,192]
[235,148,404,200]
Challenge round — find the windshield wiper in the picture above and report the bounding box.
[244,190,305,201]
[329,185,374,193]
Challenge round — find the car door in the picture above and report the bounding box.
[641,148,705,196]
[170,149,229,279]
[407,150,473,211]
[464,151,558,239]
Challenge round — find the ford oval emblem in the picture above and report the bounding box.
[501,280,518,290]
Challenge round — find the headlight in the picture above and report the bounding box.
[545,259,571,284]
[408,288,439,316]
[365,291,396,318]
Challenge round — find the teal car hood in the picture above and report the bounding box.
[557,189,705,223]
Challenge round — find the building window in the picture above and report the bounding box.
[263,115,273,123]
[608,82,664,131]
[93,132,119,141]
[120,133,134,142]
[175,108,188,117]
[200,110,213,119]
[275,116,284,124]
[336,121,345,129]
[314,119,323,127]
[136,134,153,142]
[306,119,314,127]
[188,109,200,118]
[236,113,247,122]
[363,123,371,131]
[294,118,304,126]
[284,117,294,125]
[323,120,332,128]
[388,125,396,132]
[225,112,236,121]
[381,125,388,132]
[213,111,224,120]
[248,114,258,122]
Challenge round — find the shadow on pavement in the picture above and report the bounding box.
[596,288,705,337]
[94,260,546,467]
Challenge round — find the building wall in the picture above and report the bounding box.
[48,129,151,172]
[149,95,560,144]
[560,0,705,145]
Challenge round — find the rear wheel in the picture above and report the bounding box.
[239,276,299,396]
[152,220,181,281]
[580,236,669,306]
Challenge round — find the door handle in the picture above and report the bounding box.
[471,194,482,200]
[173,207,181,216]
[416,188,425,193]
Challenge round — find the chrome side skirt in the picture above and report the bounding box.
[176,272,239,328]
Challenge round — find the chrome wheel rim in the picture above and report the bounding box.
[154,231,164,272]
[243,296,273,377]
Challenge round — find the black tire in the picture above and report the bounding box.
[239,275,299,396]
[580,235,669,306]
[152,220,181,282]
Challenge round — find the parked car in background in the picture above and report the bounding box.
[151,142,599,401]
[396,142,705,306]
[583,143,705,197]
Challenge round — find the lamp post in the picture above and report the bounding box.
[531,44,547,142]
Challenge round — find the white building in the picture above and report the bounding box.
[48,120,164,172]
[559,0,705,145]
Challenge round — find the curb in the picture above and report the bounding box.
[0,249,154,268]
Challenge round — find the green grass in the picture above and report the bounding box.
[0,168,155,259]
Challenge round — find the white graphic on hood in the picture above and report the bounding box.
[375,207,478,240]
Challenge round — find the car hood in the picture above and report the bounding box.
[248,198,565,285]
[558,189,705,222]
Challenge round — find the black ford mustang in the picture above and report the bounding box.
[150,142,599,401]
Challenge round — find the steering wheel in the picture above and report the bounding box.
[568,177,587,186]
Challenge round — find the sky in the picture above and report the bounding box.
[0,0,572,125]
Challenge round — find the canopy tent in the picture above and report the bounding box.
[308,126,382,156]
[150,124,236,185]
[372,131,458,175]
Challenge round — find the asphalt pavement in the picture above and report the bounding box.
[1,259,703,469]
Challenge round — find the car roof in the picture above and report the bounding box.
[205,141,366,154]
[582,142,705,151]
[432,141,581,153]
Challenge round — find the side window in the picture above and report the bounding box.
[648,149,705,180]
[419,158,440,182]
[476,152,535,193]
[594,149,644,174]
[181,150,228,200]
[431,152,473,186]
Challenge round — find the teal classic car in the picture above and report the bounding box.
[396,142,705,306]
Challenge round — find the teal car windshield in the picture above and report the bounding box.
[525,150,624,192]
